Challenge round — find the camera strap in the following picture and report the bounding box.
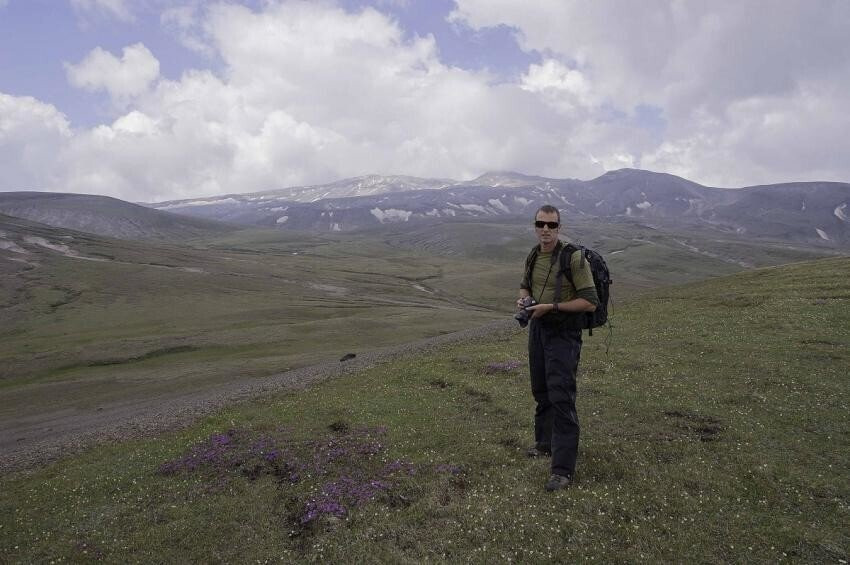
[534,247,560,303]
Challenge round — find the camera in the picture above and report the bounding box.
[514,296,537,328]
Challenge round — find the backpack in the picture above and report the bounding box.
[553,243,611,335]
[525,239,614,335]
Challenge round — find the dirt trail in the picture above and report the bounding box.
[1,320,517,474]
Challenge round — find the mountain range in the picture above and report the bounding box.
[148,168,850,247]
[1,168,848,247]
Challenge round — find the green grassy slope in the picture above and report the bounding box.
[376,217,841,295]
[0,220,515,422]
[2,257,847,562]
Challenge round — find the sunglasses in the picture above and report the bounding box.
[534,220,560,229]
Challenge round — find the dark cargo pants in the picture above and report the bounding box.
[528,319,582,478]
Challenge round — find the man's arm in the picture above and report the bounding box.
[528,249,598,318]
[528,297,595,318]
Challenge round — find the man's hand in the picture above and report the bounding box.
[516,293,531,311]
[526,303,553,319]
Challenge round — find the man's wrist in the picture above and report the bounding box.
[552,302,559,312]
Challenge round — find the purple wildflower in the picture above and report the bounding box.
[435,463,462,475]
[211,433,232,446]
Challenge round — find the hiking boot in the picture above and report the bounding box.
[525,446,551,458]
[544,474,572,492]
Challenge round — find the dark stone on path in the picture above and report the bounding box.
[339,353,356,362]
[485,360,523,374]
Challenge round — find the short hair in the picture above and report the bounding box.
[535,204,560,223]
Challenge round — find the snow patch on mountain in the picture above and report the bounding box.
[835,203,848,222]
[158,197,240,209]
[24,236,76,255]
[514,196,531,206]
[685,199,703,214]
[459,204,487,214]
[22,236,107,261]
[0,237,28,253]
[488,199,510,213]
[276,216,289,224]
[370,208,413,223]
[636,201,652,210]
[816,228,831,241]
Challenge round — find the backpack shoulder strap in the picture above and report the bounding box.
[553,242,580,303]
[521,245,540,291]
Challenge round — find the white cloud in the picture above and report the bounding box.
[451,0,850,186]
[44,2,633,200]
[520,59,594,113]
[643,81,850,187]
[161,4,215,57]
[70,0,135,22]
[65,43,160,103]
[0,94,72,191]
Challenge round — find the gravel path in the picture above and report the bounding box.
[2,320,518,474]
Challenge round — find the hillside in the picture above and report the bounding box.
[1,211,842,464]
[0,217,518,459]
[2,257,847,562]
[0,192,237,240]
[368,216,843,295]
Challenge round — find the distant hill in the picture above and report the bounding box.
[0,192,237,240]
[152,174,455,212]
[147,169,850,247]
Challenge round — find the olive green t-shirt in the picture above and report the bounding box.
[529,248,597,305]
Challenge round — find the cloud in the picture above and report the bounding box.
[160,4,215,57]
[70,0,135,22]
[642,81,850,186]
[65,43,161,103]
[0,94,72,191]
[46,2,635,201]
[520,59,594,113]
[451,0,850,185]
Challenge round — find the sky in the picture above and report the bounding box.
[1,0,849,203]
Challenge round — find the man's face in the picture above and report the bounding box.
[535,210,560,248]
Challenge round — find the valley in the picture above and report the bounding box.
[0,209,842,469]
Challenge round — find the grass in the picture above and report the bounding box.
[2,257,847,562]
[2,214,837,421]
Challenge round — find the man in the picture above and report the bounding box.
[517,205,599,491]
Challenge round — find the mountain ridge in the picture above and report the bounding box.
[0,191,237,240]
[146,168,850,246]
[3,168,849,246]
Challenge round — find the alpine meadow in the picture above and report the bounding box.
[3,1,850,562]
[1,190,848,561]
